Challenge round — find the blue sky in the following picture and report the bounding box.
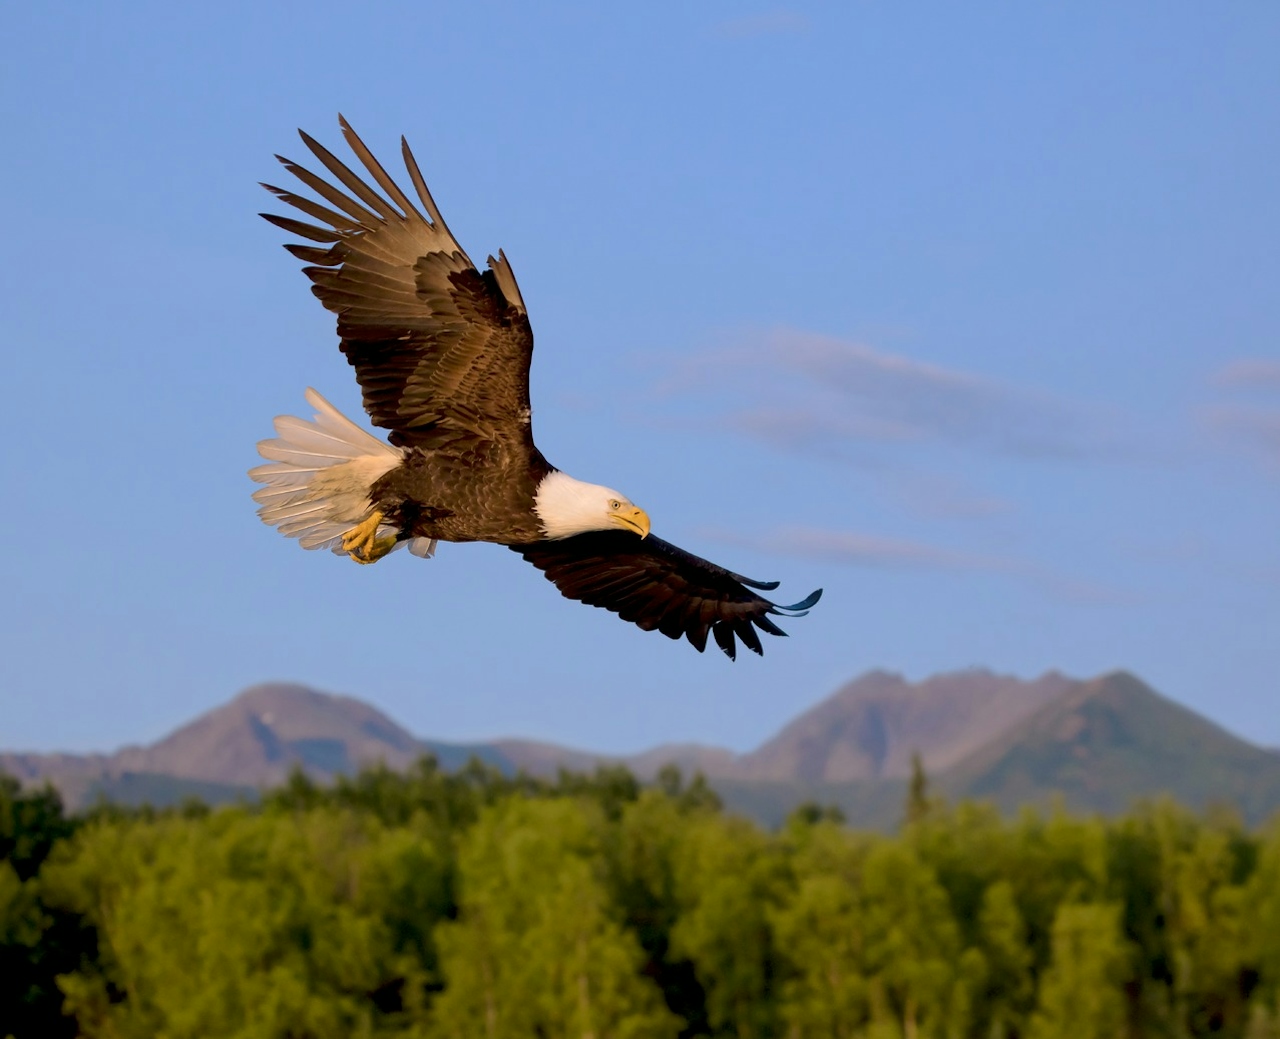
[4,3,1278,756]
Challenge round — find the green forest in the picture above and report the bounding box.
[2,758,1279,1039]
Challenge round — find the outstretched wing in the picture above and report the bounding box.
[261,116,534,449]
[513,533,822,660]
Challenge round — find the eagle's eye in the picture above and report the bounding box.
[609,500,620,510]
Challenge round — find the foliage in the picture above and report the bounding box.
[41,808,450,1038]
[430,797,679,1038]
[1026,902,1133,1039]
[0,775,89,1039]
[3,760,1280,1038]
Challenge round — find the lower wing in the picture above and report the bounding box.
[513,532,822,660]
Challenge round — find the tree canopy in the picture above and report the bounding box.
[2,759,1278,1038]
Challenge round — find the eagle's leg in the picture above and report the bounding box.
[342,511,397,565]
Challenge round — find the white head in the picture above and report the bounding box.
[533,471,652,540]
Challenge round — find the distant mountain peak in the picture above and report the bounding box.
[97,681,426,786]
[233,680,325,702]
[741,668,1077,783]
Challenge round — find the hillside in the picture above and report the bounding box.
[734,668,1074,782]
[945,670,1280,819]
[0,683,513,809]
[717,671,1280,828]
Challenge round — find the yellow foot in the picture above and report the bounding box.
[350,535,398,564]
[341,511,397,564]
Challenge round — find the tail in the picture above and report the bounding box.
[249,388,437,559]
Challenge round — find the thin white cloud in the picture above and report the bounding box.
[714,10,810,39]
[1212,358,1280,389]
[727,405,917,450]
[1201,357,1280,467]
[891,473,1014,520]
[1202,404,1280,459]
[655,327,1115,461]
[705,524,1130,604]
[757,526,998,570]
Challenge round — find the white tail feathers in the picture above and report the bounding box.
[249,388,437,559]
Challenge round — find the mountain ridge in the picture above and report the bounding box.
[5,670,1278,826]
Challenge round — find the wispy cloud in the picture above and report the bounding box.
[1202,404,1280,459]
[1201,357,1280,466]
[705,524,1130,604]
[742,526,999,571]
[1212,358,1280,389]
[713,10,810,39]
[654,327,1115,461]
[725,406,916,457]
[892,474,1014,520]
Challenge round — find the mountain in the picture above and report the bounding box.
[945,670,1280,819]
[733,668,1074,782]
[491,668,1076,785]
[716,671,1280,828]
[5,670,1280,826]
[0,683,512,810]
[114,682,429,784]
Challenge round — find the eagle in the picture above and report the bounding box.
[249,117,821,659]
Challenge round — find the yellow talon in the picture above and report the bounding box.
[351,535,398,564]
[341,511,396,564]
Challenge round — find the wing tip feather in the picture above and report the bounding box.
[730,572,781,591]
[712,624,737,661]
[770,588,823,616]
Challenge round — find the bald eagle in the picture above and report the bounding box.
[250,117,821,659]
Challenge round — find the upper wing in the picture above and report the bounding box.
[261,116,534,449]
[513,532,822,659]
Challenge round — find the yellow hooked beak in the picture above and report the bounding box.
[612,504,651,539]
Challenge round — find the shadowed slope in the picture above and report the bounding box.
[945,670,1280,819]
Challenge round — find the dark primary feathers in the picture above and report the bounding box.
[260,116,534,450]
[515,533,822,660]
